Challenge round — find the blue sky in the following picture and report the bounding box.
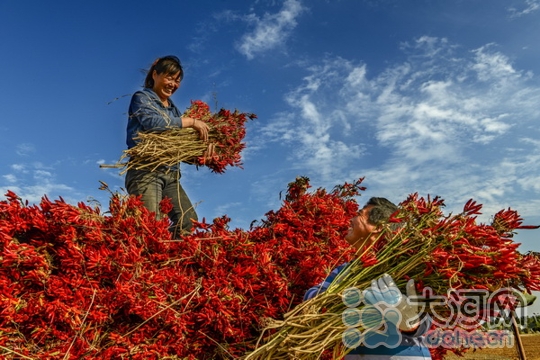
[1,0,540,306]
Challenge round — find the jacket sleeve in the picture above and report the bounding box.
[304,263,349,301]
[129,91,183,131]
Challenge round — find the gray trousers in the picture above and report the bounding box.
[125,168,198,237]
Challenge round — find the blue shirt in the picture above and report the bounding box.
[304,263,432,360]
[126,88,183,149]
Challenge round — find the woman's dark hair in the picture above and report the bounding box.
[144,55,183,88]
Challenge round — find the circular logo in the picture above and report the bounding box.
[342,308,362,327]
[342,328,362,349]
[343,287,363,307]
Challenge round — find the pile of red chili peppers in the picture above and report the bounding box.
[0,177,538,359]
[0,177,359,359]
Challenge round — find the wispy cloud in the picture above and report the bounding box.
[236,0,306,60]
[508,0,540,18]
[15,143,35,156]
[254,36,540,219]
[0,162,76,204]
[2,174,17,183]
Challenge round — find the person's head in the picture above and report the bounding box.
[344,197,398,250]
[144,55,184,102]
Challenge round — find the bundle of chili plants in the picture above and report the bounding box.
[243,195,540,360]
[116,100,256,174]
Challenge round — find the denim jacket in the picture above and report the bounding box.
[126,88,183,149]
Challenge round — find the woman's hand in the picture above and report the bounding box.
[182,116,209,141]
[202,143,216,164]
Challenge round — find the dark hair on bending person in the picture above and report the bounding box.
[144,55,184,88]
[365,197,399,227]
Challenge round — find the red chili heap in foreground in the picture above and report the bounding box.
[0,177,358,359]
[0,177,539,359]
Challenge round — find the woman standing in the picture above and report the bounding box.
[125,55,211,237]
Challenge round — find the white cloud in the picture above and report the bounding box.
[3,174,17,183]
[0,183,73,204]
[252,57,365,182]
[34,170,53,179]
[472,44,518,82]
[11,163,27,172]
[508,0,540,18]
[236,0,306,60]
[16,143,35,156]
[0,162,75,204]
[253,36,540,219]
